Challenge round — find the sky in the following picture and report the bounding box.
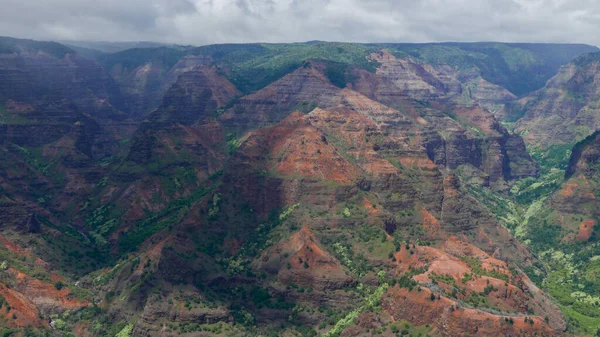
[1,0,599,46]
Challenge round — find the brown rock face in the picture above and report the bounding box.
[546,132,600,236]
[126,66,238,169]
[257,227,353,291]
[389,236,565,330]
[220,61,342,132]
[0,283,47,328]
[10,269,88,316]
[143,66,240,128]
[514,55,600,147]
[354,50,517,113]
[346,51,537,188]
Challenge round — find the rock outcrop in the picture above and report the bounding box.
[514,53,600,147]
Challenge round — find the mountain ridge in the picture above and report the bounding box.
[1,35,600,336]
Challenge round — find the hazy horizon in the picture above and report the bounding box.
[2,0,600,47]
[3,35,600,51]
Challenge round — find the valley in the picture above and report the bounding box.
[0,36,600,337]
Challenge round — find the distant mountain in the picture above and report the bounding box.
[376,42,599,96]
[60,40,176,53]
[96,41,598,119]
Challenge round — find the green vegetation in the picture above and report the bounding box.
[387,320,433,337]
[118,185,213,253]
[98,42,381,94]
[214,42,380,93]
[429,272,456,286]
[0,102,29,124]
[96,41,595,97]
[115,324,133,337]
[460,256,510,282]
[466,139,600,334]
[323,283,389,337]
[379,42,598,95]
[0,36,74,58]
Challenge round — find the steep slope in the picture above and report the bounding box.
[514,52,600,148]
[0,233,90,329]
[0,39,144,301]
[381,42,599,96]
[122,65,239,181]
[0,37,127,121]
[101,49,211,119]
[531,131,600,242]
[349,51,538,189]
[353,50,517,114]
[0,38,136,262]
[460,131,600,336]
[78,66,241,256]
[219,61,342,132]
[97,41,597,121]
[216,103,560,336]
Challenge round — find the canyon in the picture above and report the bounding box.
[1,36,600,336]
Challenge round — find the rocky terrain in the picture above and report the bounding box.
[512,52,600,149]
[1,36,600,337]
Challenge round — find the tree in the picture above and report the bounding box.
[116,324,134,337]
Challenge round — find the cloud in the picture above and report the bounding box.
[0,0,599,46]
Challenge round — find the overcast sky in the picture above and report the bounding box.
[1,0,599,46]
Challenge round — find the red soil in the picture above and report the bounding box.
[0,235,49,269]
[308,107,400,176]
[0,283,47,328]
[576,219,595,241]
[12,269,89,311]
[262,111,360,183]
[363,197,380,215]
[383,286,560,337]
[559,182,578,197]
[420,207,443,237]
[258,226,350,289]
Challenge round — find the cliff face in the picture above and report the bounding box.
[106,54,212,119]
[353,50,518,114]
[220,61,343,133]
[0,51,126,121]
[546,132,600,237]
[348,51,537,189]
[126,65,239,171]
[514,53,600,147]
[98,67,240,230]
[0,39,136,162]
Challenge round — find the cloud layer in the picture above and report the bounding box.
[1,0,599,46]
